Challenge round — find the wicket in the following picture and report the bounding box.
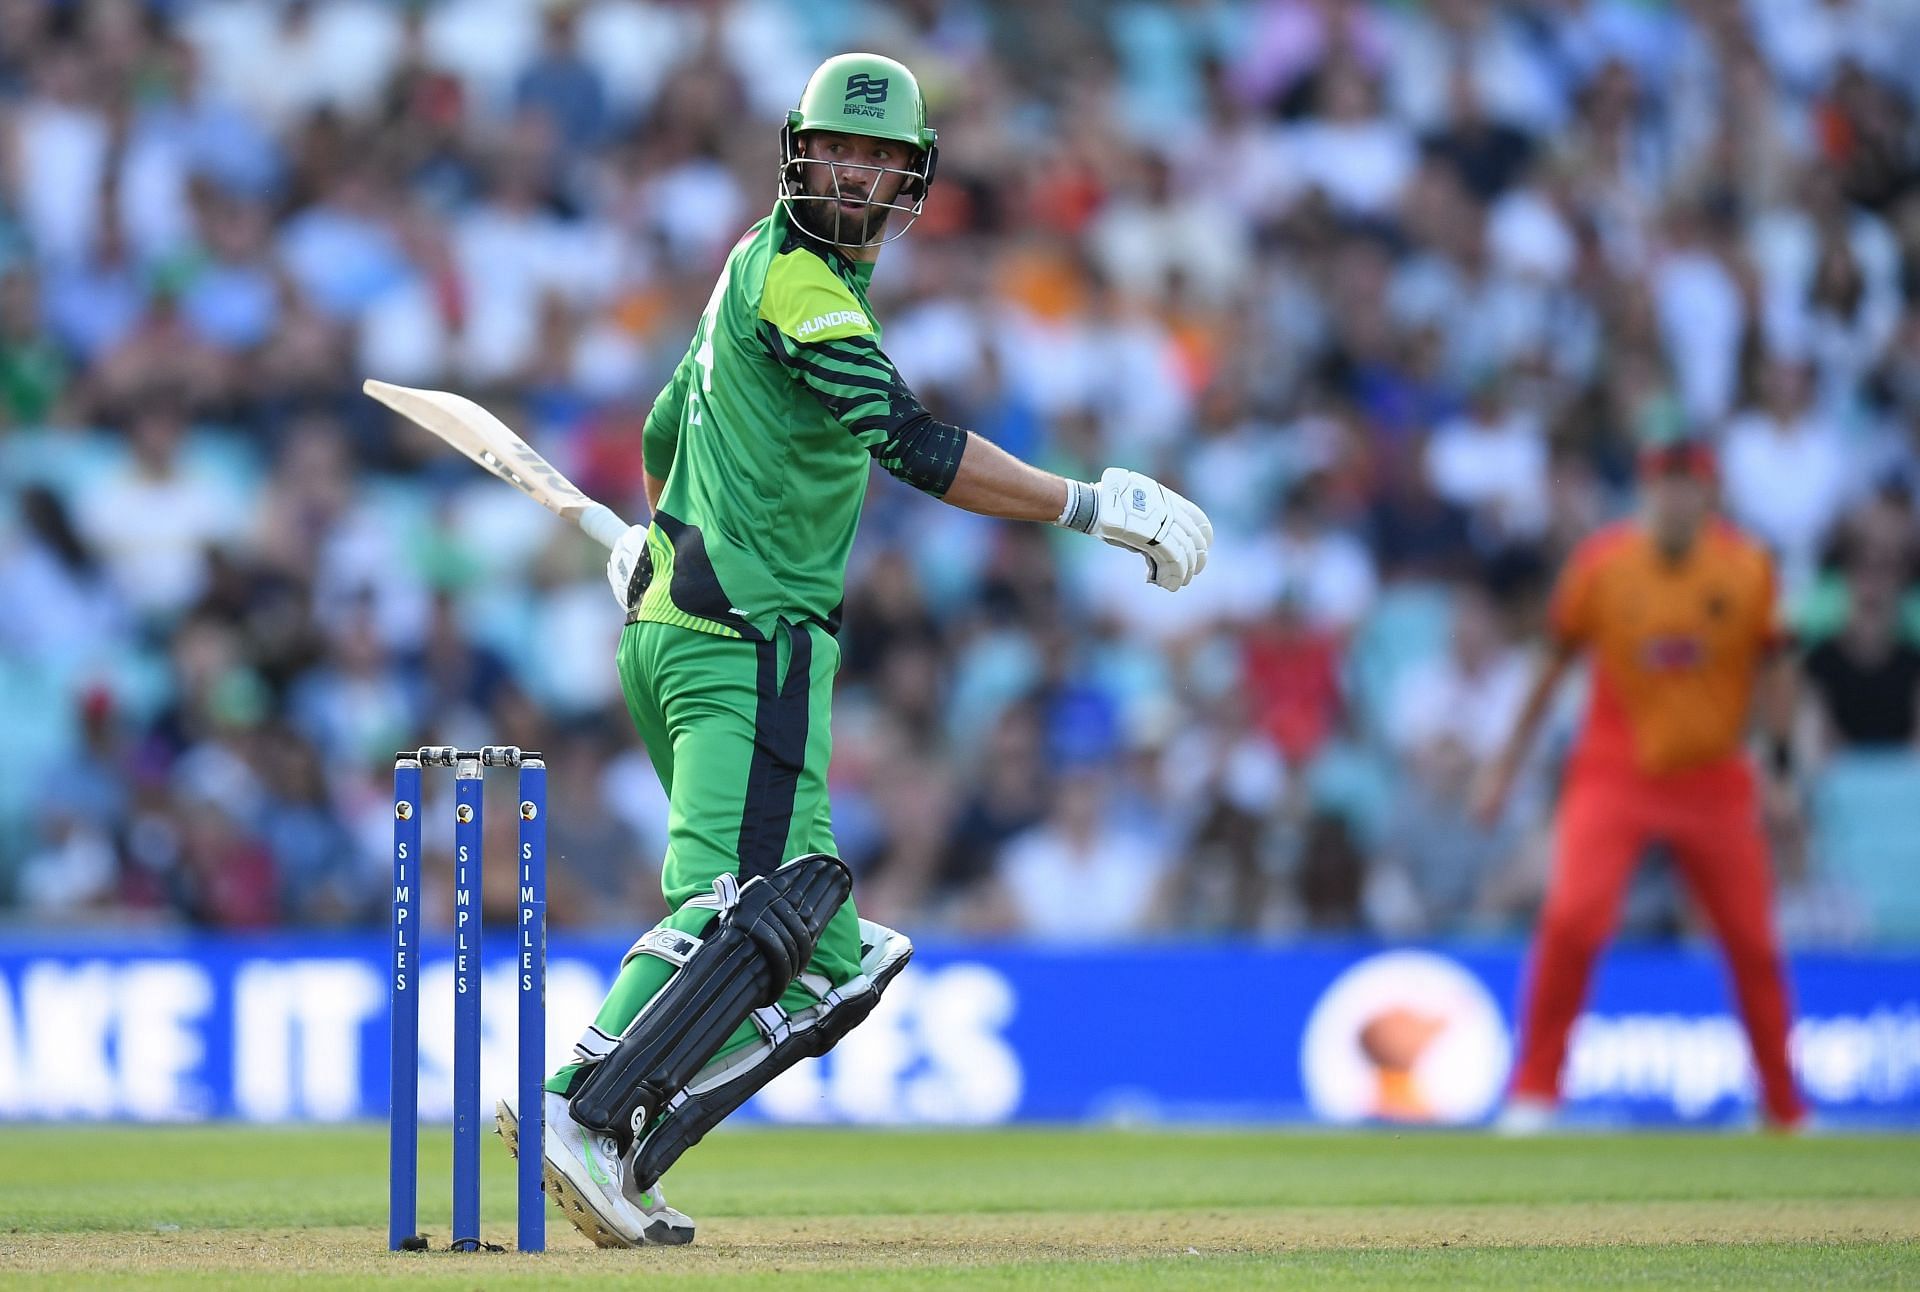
[390,745,548,1253]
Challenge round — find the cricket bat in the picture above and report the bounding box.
[362,379,630,551]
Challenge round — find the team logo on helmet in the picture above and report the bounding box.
[844,74,890,105]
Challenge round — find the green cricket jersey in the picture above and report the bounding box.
[635,202,966,641]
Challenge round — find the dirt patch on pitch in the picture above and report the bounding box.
[2,1199,1915,1282]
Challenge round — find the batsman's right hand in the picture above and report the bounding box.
[1077,467,1213,592]
[606,523,653,612]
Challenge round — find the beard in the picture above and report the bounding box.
[789,190,893,247]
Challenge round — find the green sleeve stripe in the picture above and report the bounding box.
[816,347,903,386]
[765,325,905,397]
[806,341,891,378]
[797,343,902,390]
[758,321,889,389]
[784,375,893,430]
[788,351,899,396]
[806,361,896,393]
[815,335,892,368]
[836,406,898,435]
[817,348,895,381]
[779,343,900,398]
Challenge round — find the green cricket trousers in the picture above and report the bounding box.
[548,616,861,1094]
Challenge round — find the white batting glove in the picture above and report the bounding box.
[606,523,652,611]
[1056,467,1214,591]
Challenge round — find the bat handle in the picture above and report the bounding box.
[576,503,632,552]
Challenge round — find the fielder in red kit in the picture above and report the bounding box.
[1474,440,1807,1129]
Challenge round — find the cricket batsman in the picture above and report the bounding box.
[1474,438,1807,1131]
[494,53,1213,1246]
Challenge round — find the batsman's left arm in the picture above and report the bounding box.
[770,327,1212,590]
[932,431,1215,591]
[938,431,1075,521]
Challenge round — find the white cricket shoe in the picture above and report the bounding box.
[495,1092,696,1247]
[1491,1096,1556,1137]
[618,1169,695,1244]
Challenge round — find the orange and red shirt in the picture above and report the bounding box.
[1551,519,1779,782]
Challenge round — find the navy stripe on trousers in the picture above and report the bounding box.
[736,622,811,880]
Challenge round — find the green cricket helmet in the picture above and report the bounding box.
[779,52,939,248]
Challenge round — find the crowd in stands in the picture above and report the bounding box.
[2,0,1917,945]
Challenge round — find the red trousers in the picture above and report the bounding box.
[1510,764,1806,1125]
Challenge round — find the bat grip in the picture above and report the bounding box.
[577,503,631,551]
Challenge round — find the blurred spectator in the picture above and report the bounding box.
[94,286,235,413]
[514,6,608,156]
[1653,200,1747,426]
[9,43,108,266]
[1722,355,1852,593]
[1088,151,1253,308]
[1288,57,1415,218]
[0,486,127,668]
[254,726,359,920]
[1367,440,1476,579]
[1230,0,1387,111]
[174,793,280,929]
[277,163,408,321]
[1159,694,1287,932]
[934,703,1051,908]
[288,605,418,765]
[1424,377,1550,547]
[407,589,514,724]
[43,205,150,365]
[1386,579,1529,766]
[1425,62,1533,203]
[840,548,942,688]
[0,269,68,423]
[1389,0,1565,136]
[1237,474,1378,634]
[74,398,244,621]
[16,805,121,915]
[1804,568,1920,751]
[184,0,401,131]
[1241,590,1343,766]
[1294,809,1368,932]
[1375,733,1524,935]
[543,725,664,928]
[180,189,283,353]
[984,769,1173,941]
[14,687,132,916]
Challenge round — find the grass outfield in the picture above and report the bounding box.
[1,1127,1915,1290]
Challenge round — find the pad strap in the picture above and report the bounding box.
[683,872,741,914]
[622,926,704,971]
